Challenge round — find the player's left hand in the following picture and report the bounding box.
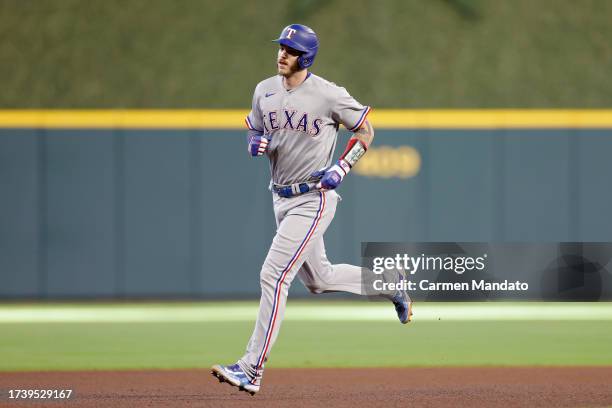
[311,159,351,190]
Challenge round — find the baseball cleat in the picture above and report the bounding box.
[391,289,413,324]
[211,364,260,396]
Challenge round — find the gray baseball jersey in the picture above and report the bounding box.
[245,73,371,186]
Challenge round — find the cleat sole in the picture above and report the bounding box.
[211,365,259,396]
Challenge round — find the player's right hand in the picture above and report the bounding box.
[248,135,270,157]
[311,160,350,190]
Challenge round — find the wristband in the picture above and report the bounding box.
[340,138,367,168]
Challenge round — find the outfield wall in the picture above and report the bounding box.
[1,110,612,299]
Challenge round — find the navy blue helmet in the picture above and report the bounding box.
[273,24,319,69]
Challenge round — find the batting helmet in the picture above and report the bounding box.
[273,24,319,69]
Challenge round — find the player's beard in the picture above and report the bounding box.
[278,59,300,77]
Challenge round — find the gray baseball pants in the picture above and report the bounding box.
[239,190,364,379]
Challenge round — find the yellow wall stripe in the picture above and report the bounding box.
[0,109,611,129]
[0,110,249,129]
[372,109,612,129]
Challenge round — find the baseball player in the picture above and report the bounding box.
[211,24,412,396]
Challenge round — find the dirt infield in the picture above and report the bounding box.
[1,367,612,407]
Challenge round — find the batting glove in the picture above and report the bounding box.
[248,135,270,157]
[311,159,351,190]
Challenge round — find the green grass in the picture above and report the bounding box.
[1,302,611,371]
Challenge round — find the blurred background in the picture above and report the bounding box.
[2,0,612,108]
[1,0,612,300]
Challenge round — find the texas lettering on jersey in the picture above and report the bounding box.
[263,109,323,136]
[246,73,370,185]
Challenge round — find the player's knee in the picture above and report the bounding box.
[259,266,279,288]
[260,268,274,285]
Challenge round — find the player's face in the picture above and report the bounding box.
[277,45,301,76]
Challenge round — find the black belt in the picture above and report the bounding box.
[273,182,319,198]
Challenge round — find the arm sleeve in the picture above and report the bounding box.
[245,85,264,143]
[330,86,371,132]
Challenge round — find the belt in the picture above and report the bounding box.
[273,181,319,198]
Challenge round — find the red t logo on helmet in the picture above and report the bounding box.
[286,28,297,39]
